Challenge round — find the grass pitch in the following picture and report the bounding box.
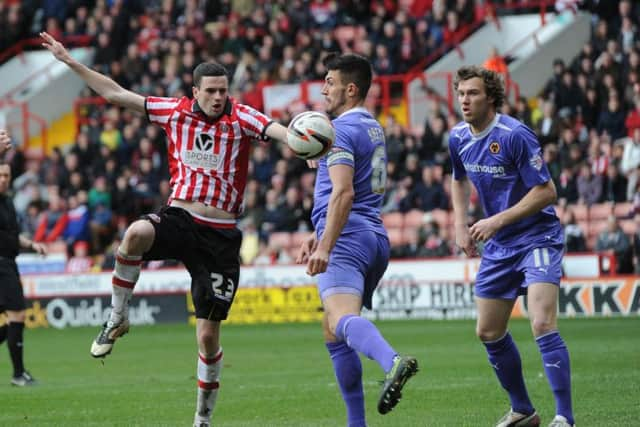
[0,317,638,426]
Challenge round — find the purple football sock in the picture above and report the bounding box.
[336,314,397,373]
[537,331,574,425]
[326,342,366,427]
[484,332,534,415]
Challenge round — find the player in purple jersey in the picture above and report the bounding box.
[449,66,574,427]
[296,53,418,426]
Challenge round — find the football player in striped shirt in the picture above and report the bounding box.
[449,65,574,427]
[42,32,289,427]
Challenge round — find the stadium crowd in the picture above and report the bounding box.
[0,0,639,274]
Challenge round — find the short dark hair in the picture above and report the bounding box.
[323,53,372,100]
[453,65,505,110]
[193,62,228,87]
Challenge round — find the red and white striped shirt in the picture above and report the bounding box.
[145,96,272,215]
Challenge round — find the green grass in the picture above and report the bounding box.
[0,318,638,426]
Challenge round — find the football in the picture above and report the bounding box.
[286,111,335,160]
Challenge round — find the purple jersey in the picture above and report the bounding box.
[311,107,387,236]
[449,113,563,248]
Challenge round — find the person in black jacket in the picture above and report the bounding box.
[0,134,47,386]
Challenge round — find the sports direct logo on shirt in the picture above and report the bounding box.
[463,163,505,175]
[184,150,220,169]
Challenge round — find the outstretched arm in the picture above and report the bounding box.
[264,121,288,143]
[40,32,145,113]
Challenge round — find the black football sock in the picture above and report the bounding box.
[8,322,25,377]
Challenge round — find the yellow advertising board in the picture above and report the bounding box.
[188,286,323,325]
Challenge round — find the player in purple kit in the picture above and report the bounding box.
[296,53,418,426]
[449,66,574,427]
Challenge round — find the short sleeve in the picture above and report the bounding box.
[448,132,466,180]
[511,125,551,187]
[236,104,272,141]
[326,125,354,168]
[145,96,180,126]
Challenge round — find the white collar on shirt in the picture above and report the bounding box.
[337,106,369,119]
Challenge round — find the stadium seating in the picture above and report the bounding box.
[1,1,639,271]
[382,212,404,230]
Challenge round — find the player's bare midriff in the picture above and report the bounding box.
[169,199,236,220]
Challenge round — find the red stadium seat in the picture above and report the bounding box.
[430,209,450,229]
[404,209,426,228]
[291,231,311,249]
[387,228,405,247]
[268,232,292,250]
[614,202,634,219]
[382,212,404,229]
[577,220,591,238]
[588,219,608,239]
[589,203,614,220]
[572,205,589,221]
[402,227,418,243]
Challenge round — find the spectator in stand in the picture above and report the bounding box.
[251,145,274,185]
[57,151,82,195]
[576,162,603,206]
[579,86,600,131]
[70,132,97,175]
[543,58,566,99]
[421,114,448,164]
[65,241,94,273]
[63,193,91,253]
[88,176,111,210]
[623,70,640,110]
[587,133,609,177]
[611,0,639,36]
[99,119,123,153]
[483,46,509,82]
[557,164,579,206]
[535,100,562,147]
[625,98,640,137]
[18,201,42,240]
[110,175,135,222]
[554,70,582,117]
[381,175,412,214]
[442,10,465,47]
[557,127,581,169]
[399,152,421,184]
[418,219,452,258]
[11,162,46,215]
[514,96,533,128]
[597,95,627,141]
[260,188,286,238]
[595,215,633,274]
[33,193,68,243]
[562,208,587,253]
[621,128,640,200]
[408,165,449,212]
[604,163,629,203]
[278,186,307,232]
